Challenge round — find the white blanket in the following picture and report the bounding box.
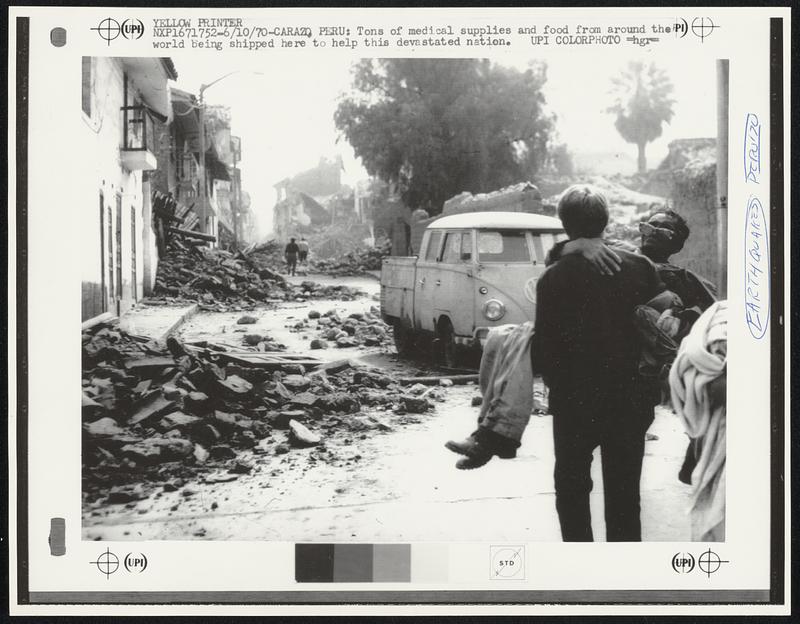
[669,300,727,541]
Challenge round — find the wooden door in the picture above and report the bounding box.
[115,194,123,314]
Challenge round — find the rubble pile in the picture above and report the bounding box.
[442,181,543,216]
[292,281,366,302]
[287,306,394,350]
[544,175,666,226]
[302,221,373,262]
[154,239,287,306]
[244,240,286,271]
[244,236,390,278]
[237,324,287,352]
[82,319,435,504]
[310,237,392,276]
[153,239,367,308]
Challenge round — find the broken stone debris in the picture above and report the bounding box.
[229,459,253,474]
[308,238,391,277]
[290,307,394,351]
[240,333,284,352]
[152,239,287,308]
[288,419,321,447]
[400,395,432,414]
[148,238,371,312]
[246,237,389,278]
[82,318,447,506]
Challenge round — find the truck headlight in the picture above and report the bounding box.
[483,299,506,321]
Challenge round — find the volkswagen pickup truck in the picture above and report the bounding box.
[380,211,567,366]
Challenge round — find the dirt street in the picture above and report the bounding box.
[83,274,693,542]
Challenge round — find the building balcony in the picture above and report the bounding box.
[120,105,158,171]
[177,152,199,183]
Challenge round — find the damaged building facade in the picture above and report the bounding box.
[272,156,343,239]
[151,87,203,234]
[151,98,251,250]
[272,158,398,257]
[79,56,178,323]
[80,57,256,324]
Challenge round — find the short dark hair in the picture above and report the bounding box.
[652,209,690,245]
[557,184,609,239]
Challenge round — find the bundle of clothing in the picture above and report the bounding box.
[476,322,537,447]
[634,290,704,399]
[668,300,727,541]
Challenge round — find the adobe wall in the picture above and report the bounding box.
[668,169,721,290]
[79,57,148,320]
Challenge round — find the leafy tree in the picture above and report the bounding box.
[335,59,554,214]
[607,61,675,173]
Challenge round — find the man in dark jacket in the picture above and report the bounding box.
[532,185,664,542]
[546,209,717,483]
[285,237,300,276]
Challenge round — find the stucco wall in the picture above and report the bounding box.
[669,171,720,290]
[79,57,157,320]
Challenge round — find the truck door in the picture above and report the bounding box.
[433,230,475,337]
[413,230,443,332]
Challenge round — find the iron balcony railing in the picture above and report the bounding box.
[121,105,156,153]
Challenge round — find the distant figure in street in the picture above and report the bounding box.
[297,237,310,265]
[285,237,299,276]
[531,185,664,541]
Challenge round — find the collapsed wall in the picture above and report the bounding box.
[409,182,548,255]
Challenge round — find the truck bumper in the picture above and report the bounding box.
[474,327,490,347]
[453,327,491,349]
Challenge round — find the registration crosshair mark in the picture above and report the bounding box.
[691,17,719,42]
[91,18,122,45]
[697,548,729,578]
[90,547,120,579]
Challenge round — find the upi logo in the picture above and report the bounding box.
[671,551,696,574]
[124,551,149,573]
[91,18,145,45]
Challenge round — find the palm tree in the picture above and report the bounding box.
[608,61,676,173]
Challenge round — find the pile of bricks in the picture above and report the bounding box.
[154,239,288,305]
[82,320,437,506]
[310,238,392,276]
[152,239,367,309]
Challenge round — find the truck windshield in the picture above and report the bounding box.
[477,230,530,262]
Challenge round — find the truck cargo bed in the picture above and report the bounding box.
[380,257,417,323]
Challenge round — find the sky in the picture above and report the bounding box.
[173,51,717,239]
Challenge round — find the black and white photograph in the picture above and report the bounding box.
[79,52,728,543]
[9,5,788,614]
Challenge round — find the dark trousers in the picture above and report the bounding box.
[552,406,652,542]
[286,254,297,275]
